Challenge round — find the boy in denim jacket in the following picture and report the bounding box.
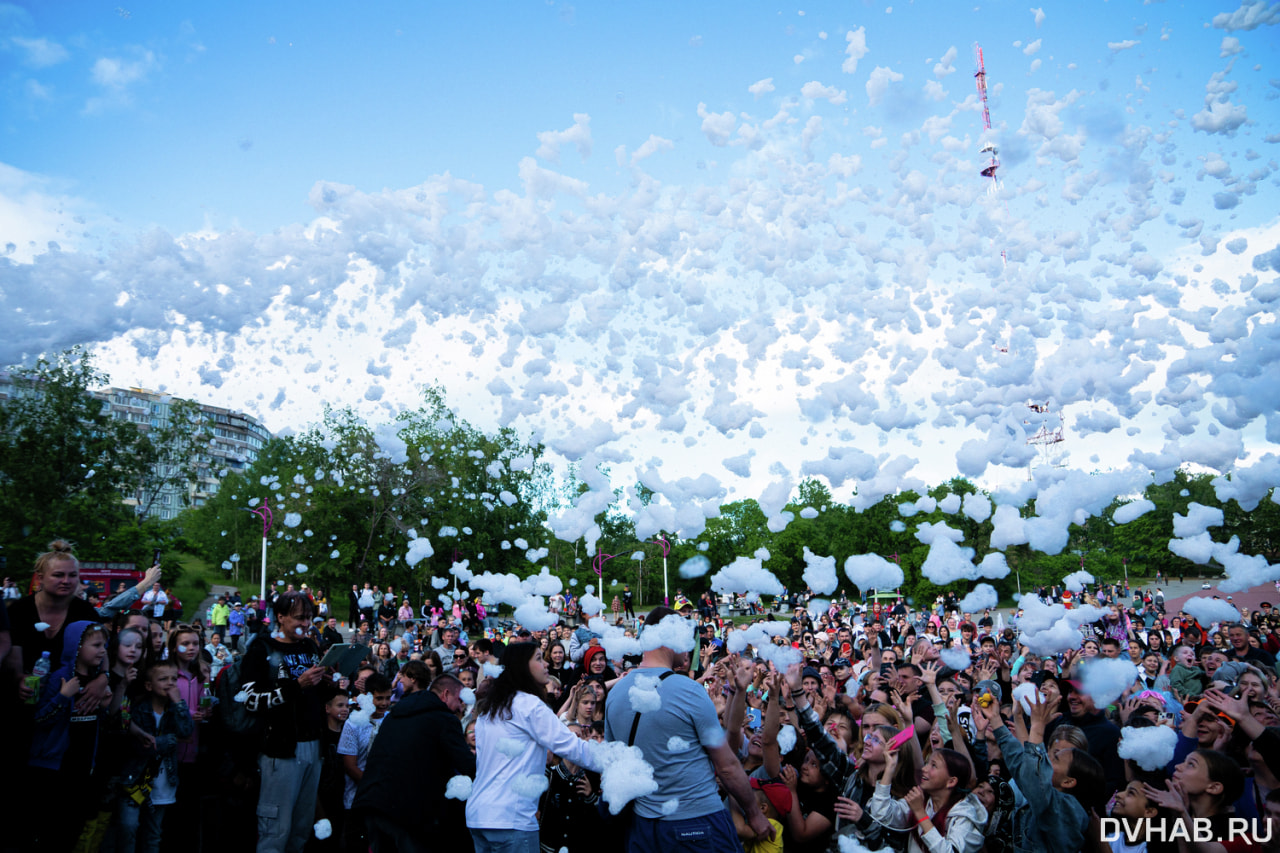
[103,659,194,853]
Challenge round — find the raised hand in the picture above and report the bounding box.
[779,764,800,791]
[833,796,864,824]
[976,690,1003,731]
[1202,688,1248,722]
[575,774,594,797]
[890,688,914,725]
[904,786,928,820]
[1142,780,1188,814]
[783,662,803,693]
[920,661,939,686]
[883,741,901,778]
[1028,692,1057,731]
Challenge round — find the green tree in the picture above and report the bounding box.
[131,397,215,522]
[0,347,148,568]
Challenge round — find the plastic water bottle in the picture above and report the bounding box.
[25,651,52,704]
[200,681,213,714]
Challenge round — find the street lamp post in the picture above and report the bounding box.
[653,536,671,606]
[593,552,617,604]
[247,498,273,605]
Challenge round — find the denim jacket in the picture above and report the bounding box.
[121,697,195,785]
[993,726,1088,853]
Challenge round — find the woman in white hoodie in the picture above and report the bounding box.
[466,641,604,853]
[870,744,988,853]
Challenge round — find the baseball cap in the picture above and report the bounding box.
[750,779,793,817]
[832,658,852,669]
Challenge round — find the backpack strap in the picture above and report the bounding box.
[626,670,675,747]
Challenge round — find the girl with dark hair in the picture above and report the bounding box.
[422,649,444,682]
[165,624,211,849]
[1144,748,1249,850]
[466,642,605,853]
[871,745,988,853]
[785,663,917,851]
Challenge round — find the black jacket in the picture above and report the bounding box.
[352,689,475,844]
[320,627,344,650]
[239,635,325,759]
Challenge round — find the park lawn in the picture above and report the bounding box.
[170,552,261,621]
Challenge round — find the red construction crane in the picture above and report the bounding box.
[974,44,1000,191]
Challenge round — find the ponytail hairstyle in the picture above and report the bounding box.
[475,640,546,721]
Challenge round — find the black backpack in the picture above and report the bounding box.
[213,647,283,736]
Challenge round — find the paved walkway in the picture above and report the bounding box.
[196,583,241,622]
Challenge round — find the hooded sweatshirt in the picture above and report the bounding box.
[351,689,476,846]
[29,620,105,772]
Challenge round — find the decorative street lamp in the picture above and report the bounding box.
[653,536,671,606]
[247,498,273,605]
[592,551,617,600]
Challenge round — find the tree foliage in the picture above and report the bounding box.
[0,348,162,570]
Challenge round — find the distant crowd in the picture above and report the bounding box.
[3,541,1279,853]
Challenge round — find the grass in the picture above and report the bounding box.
[170,552,262,621]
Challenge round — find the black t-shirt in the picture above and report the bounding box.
[243,635,326,753]
[316,725,346,816]
[7,595,102,672]
[64,705,101,774]
[790,784,838,853]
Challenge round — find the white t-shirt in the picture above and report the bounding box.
[150,710,178,805]
[142,589,168,618]
[337,716,384,809]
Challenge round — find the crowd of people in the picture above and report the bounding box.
[3,540,1280,853]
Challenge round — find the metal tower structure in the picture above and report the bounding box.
[1025,403,1067,476]
[974,44,1001,197]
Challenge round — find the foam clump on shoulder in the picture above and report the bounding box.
[628,675,663,712]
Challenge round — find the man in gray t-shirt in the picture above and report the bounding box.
[604,607,772,852]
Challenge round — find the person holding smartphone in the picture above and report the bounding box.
[240,590,330,853]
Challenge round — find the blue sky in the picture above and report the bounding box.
[2,1,1280,558]
[9,1,1270,236]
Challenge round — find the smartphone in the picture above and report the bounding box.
[886,724,916,751]
[153,549,162,567]
[880,663,893,677]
